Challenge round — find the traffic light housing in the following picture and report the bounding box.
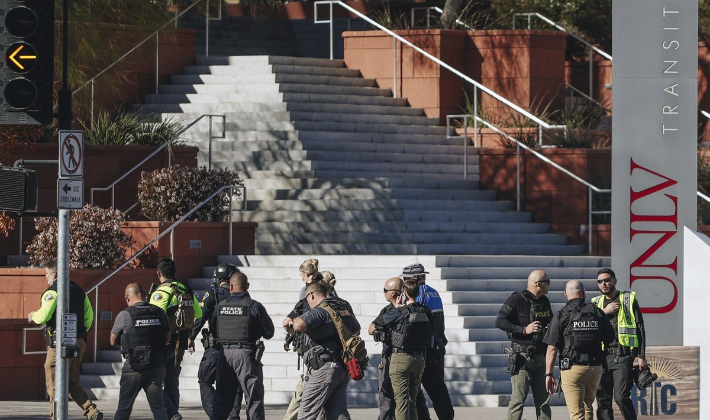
[1,0,55,124]
[0,165,38,213]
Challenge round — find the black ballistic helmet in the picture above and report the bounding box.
[214,262,240,281]
[635,368,658,391]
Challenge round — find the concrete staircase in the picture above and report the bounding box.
[81,254,610,407]
[140,54,586,256]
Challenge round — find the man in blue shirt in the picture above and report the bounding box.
[401,263,454,420]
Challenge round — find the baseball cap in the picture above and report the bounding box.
[401,263,429,278]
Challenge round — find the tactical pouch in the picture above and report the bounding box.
[504,347,523,375]
[128,345,152,372]
[255,341,265,364]
[304,346,326,371]
[44,328,56,348]
[560,358,571,370]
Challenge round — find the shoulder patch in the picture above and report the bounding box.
[44,294,55,302]
[203,291,210,299]
[153,294,163,301]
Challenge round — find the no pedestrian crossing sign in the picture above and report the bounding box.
[59,131,83,178]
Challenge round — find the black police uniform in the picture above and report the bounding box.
[211,292,274,420]
[193,282,245,420]
[371,303,430,420]
[496,290,553,420]
[111,301,171,420]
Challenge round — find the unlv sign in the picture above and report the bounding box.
[612,0,697,344]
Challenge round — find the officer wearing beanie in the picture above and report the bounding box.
[592,268,647,420]
[193,263,245,420]
[110,283,171,420]
[211,272,274,420]
[401,263,454,420]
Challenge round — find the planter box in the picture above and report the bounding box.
[343,29,567,125]
[478,147,611,254]
[0,145,198,266]
[0,267,158,400]
[123,221,257,279]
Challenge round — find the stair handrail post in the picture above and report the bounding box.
[588,48,593,99]
[229,185,233,256]
[516,141,521,211]
[156,32,160,96]
[589,186,593,255]
[393,39,397,98]
[473,85,478,147]
[90,80,95,130]
[208,115,213,169]
[463,116,468,180]
[88,183,243,360]
[206,0,210,57]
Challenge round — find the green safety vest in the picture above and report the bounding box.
[592,291,638,348]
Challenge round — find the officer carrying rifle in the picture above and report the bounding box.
[495,270,553,420]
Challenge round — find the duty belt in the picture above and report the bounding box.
[392,348,425,356]
[221,342,256,349]
[512,343,544,354]
[606,346,632,356]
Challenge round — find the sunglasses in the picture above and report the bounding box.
[597,278,615,284]
[537,280,550,285]
[383,288,400,293]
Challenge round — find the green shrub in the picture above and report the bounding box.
[27,205,134,269]
[698,152,710,183]
[82,110,185,146]
[138,165,243,222]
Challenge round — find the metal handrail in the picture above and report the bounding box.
[566,83,611,114]
[90,113,226,208]
[701,109,710,120]
[700,190,710,204]
[410,7,471,29]
[22,326,47,355]
[314,1,559,131]
[88,183,246,359]
[513,13,612,100]
[452,112,610,254]
[73,0,221,125]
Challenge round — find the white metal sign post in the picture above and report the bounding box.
[56,130,84,420]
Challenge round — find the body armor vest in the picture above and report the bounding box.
[390,304,430,351]
[47,282,88,340]
[562,302,604,363]
[121,304,166,371]
[216,295,258,344]
[592,291,639,348]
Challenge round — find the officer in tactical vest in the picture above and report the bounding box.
[401,263,454,420]
[149,258,203,420]
[495,269,553,420]
[110,283,171,420]
[290,281,361,420]
[593,268,647,420]
[370,277,430,420]
[192,262,245,420]
[211,272,274,420]
[382,279,432,420]
[27,259,103,420]
[544,280,615,420]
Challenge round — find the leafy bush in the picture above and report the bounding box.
[138,165,243,222]
[27,205,134,269]
[549,103,609,148]
[699,151,710,183]
[495,95,557,149]
[82,110,185,146]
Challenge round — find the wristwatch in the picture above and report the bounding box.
[545,373,554,377]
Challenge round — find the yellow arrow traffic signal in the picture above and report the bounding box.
[8,44,37,70]
[5,43,37,73]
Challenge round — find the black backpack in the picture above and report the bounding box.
[390,305,431,352]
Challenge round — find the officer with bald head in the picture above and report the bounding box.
[496,269,553,420]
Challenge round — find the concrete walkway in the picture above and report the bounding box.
[0,400,573,420]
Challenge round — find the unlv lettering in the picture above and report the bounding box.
[628,158,679,314]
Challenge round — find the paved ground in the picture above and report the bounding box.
[0,400,573,420]
[0,400,697,420]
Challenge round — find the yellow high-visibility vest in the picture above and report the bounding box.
[592,291,639,348]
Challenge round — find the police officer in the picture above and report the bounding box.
[211,272,274,420]
[382,279,432,420]
[192,262,245,420]
[149,258,203,420]
[110,283,171,420]
[401,263,454,420]
[495,269,553,420]
[290,281,361,419]
[27,259,103,420]
[592,268,647,420]
[543,280,615,420]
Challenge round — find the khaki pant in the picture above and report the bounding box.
[389,352,426,420]
[283,374,304,420]
[560,364,603,420]
[44,338,100,419]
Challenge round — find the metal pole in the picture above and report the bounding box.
[90,80,94,130]
[170,230,175,261]
[329,3,334,60]
[155,33,160,95]
[18,217,22,255]
[588,187,593,255]
[473,86,478,147]
[206,0,210,57]
[516,142,521,212]
[538,124,543,147]
[588,48,593,99]
[463,120,468,180]
[229,186,233,256]
[208,115,213,169]
[93,287,98,361]
[393,39,397,99]
[56,210,70,420]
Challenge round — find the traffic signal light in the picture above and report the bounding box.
[1,0,55,124]
[0,165,38,213]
